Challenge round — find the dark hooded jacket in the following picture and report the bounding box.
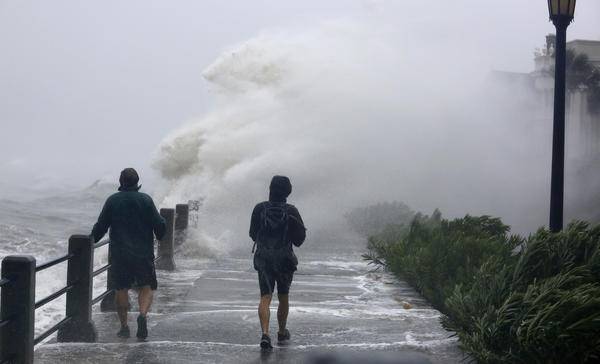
[249,201,305,246]
[249,176,306,271]
[91,186,166,259]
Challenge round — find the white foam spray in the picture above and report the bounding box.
[153,17,560,255]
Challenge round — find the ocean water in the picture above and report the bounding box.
[0,183,115,337]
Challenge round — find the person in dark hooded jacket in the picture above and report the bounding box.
[91,168,166,340]
[249,175,306,349]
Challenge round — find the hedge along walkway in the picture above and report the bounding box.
[366,214,600,364]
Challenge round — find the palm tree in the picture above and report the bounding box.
[564,49,600,114]
[587,69,600,115]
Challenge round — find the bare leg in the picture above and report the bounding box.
[115,289,130,327]
[138,286,154,316]
[277,294,289,334]
[258,294,272,335]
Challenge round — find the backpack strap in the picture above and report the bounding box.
[252,202,270,254]
[282,206,290,248]
[270,201,289,249]
[261,201,269,228]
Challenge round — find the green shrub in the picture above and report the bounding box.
[366,211,519,311]
[444,222,600,363]
[365,213,600,363]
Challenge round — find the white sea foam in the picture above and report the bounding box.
[41,338,457,350]
[290,306,441,320]
[151,14,543,256]
[302,260,368,271]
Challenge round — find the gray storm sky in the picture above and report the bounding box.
[1,0,599,190]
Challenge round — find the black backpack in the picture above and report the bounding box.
[253,202,298,272]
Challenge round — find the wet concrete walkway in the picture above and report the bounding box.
[35,257,462,363]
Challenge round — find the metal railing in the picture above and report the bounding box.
[36,254,74,273]
[0,202,192,364]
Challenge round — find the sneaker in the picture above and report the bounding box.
[277,329,291,343]
[260,334,273,349]
[136,315,148,339]
[117,326,130,338]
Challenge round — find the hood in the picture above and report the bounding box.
[269,175,292,202]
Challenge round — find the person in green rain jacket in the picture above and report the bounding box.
[91,168,165,340]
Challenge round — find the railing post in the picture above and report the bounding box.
[1,255,36,364]
[100,244,117,312]
[156,208,176,271]
[57,235,97,342]
[189,199,201,228]
[175,203,189,246]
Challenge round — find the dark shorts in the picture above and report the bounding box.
[109,252,158,291]
[258,269,294,296]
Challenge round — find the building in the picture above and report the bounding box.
[568,39,600,68]
[531,35,600,160]
[489,35,600,159]
[534,35,600,73]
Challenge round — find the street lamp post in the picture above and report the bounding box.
[548,0,576,232]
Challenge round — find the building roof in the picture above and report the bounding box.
[567,39,600,66]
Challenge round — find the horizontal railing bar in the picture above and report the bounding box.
[93,239,110,249]
[91,289,113,306]
[0,319,10,329]
[0,278,9,287]
[35,284,74,310]
[92,264,111,277]
[35,253,74,272]
[33,316,72,346]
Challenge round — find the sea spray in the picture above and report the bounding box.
[152,18,557,254]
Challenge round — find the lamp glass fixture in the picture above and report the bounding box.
[548,0,576,19]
